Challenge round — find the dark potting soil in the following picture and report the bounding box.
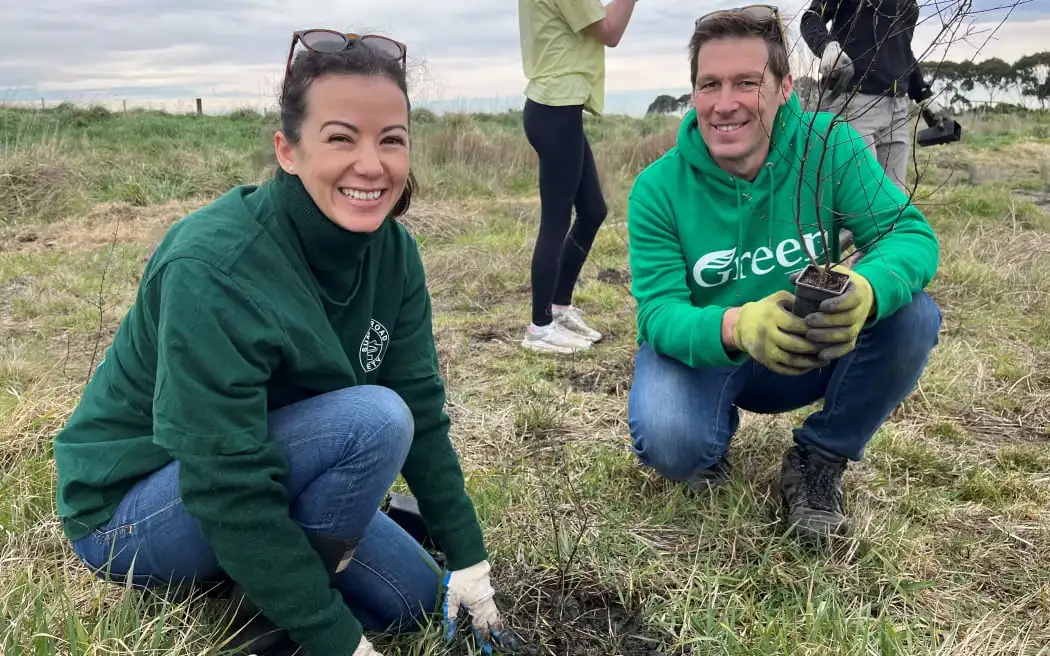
[499,576,676,656]
[797,264,850,293]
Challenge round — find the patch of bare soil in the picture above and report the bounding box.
[500,573,673,656]
[597,268,630,287]
[469,324,520,345]
[1013,189,1050,210]
[553,360,633,396]
[0,274,35,333]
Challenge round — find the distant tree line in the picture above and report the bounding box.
[646,51,1050,115]
[919,52,1050,111]
[645,93,692,115]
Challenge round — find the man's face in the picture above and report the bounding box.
[691,36,792,175]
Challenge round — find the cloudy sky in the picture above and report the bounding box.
[0,0,1046,116]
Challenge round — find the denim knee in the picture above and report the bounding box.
[869,290,942,367]
[324,385,414,460]
[630,412,723,481]
[627,354,727,481]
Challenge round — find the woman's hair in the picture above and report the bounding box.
[279,40,416,218]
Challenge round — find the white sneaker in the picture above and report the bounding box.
[552,305,603,343]
[522,321,593,354]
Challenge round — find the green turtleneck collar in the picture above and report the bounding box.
[271,167,388,272]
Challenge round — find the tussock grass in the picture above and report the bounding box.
[0,128,84,225]
[2,105,1050,654]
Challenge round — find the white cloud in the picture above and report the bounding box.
[0,0,1045,114]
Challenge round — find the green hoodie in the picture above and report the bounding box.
[53,170,487,655]
[627,92,939,368]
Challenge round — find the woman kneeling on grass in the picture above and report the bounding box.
[52,29,517,656]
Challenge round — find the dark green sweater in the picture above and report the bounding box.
[53,170,488,655]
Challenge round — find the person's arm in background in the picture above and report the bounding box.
[830,120,940,322]
[799,0,840,57]
[555,0,636,47]
[901,2,946,117]
[627,172,748,369]
[800,0,857,87]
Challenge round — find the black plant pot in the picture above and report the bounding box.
[791,264,850,318]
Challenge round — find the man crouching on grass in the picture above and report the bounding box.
[624,5,942,544]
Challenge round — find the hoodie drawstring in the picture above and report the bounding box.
[734,178,744,281]
[766,162,775,250]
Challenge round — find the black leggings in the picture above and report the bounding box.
[522,98,608,327]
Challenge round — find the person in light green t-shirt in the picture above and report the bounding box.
[516,0,638,354]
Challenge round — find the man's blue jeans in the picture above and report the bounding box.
[628,291,942,479]
[69,385,442,633]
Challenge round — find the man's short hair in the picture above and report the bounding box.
[688,9,791,88]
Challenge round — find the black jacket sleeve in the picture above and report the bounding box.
[904,17,933,102]
[800,0,839,57]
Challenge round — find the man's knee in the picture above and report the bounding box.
[892,291,940,342]
[627,362,725,481]
[630,416,723,482]
[869,291,942,365]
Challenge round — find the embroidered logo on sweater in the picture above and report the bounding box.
[359,319,390,372]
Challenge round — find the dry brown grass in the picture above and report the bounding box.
[2,107,1050,655]
[0,138,84,225]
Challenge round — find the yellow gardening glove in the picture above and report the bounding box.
[734,290,829,376]
[802,264,874,360]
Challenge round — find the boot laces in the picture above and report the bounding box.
[801,449,846,513]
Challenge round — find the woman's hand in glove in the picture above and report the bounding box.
[443,560,520,653]
[352,635,383,656]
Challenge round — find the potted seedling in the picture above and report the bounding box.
[787,104,852,319]
[781,0,994,317]
[790,262,851,318]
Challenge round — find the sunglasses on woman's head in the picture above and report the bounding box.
[284,29,408,77]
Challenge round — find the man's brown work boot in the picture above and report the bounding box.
[778,443,850,546]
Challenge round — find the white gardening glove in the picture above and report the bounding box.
[351,635,384,656]
[442,560,519,653]
[819,41,853,78]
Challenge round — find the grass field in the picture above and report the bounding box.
[2,100,1050,655]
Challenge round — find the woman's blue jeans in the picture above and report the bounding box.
[69,385,442,633]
